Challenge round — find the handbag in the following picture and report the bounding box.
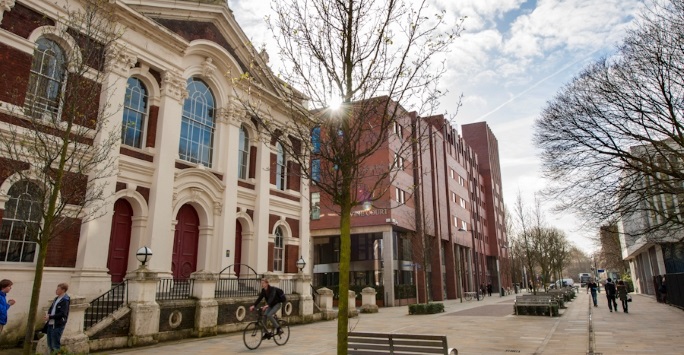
[627,295,632,302]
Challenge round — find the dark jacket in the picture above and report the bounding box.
[587,282,598,293]
[604,281,616,296]
[253,286,284,308]
[617,284,628,300]
[46,294,70,328]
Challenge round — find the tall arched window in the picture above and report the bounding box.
[25,38,66,116]
[238,125,249,179]
[311,127,321,154]
[0,181,43,262]
[122,77,148,148]
[273,226,284,272]
[276,142,286,190]
[179,78,215,167]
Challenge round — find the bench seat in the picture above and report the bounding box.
[348,332,457,355]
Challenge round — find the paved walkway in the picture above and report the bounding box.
[48,290,684,354]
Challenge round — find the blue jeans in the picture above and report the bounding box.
[590,291,597,306]
[264,302,282,331]
[46,325,65,352]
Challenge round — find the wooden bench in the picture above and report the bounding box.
[348,332,457,354]
[514,296,558,317]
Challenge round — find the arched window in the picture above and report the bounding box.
[0,181,43,262]
[25,38,66,116]
[238,125,249,179]
[276,142,286,190]
[273,226,284,272]
[122,77,148,148]
[179,78,215,167]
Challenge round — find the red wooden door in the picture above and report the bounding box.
[108,199,133,283]
[172,204,199,279]
[234,222,242,276]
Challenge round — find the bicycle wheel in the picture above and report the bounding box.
[465,293,472,301]
[273,320,290,345]
[243,322,263,350]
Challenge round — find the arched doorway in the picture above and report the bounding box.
[108,199,133,283]
[234,221,243,276]
[172,204,199,279]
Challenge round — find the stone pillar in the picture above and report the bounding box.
[316,287,337,320]
[361,287,378,313]
[382,229,395,306]
[36,296,90,354]
[296,274,314,321]
[191,271,218,337]
[126,266,160,346]
[348,290,359,318]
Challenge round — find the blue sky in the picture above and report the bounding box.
[228,0,644,253]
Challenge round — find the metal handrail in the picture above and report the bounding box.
[156,278,194,301]
[218,263,259,278]
[84,281,127,330]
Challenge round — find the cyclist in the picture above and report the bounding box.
[250,278,286,339]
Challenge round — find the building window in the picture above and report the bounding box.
[179,78,215,167]
[238,125,250,179]
[274,226,284,272]
[453,216,458,227]
[458,176,465,186]
[311,159,321,182]
[394,152,404,170]
[393,121,404,137]
[311,192,320,220]
[461,220,467,231]
[276,142,286,190]
[460,197,466,209]
[311,127,321,154]
[25,38,66,117]
[395,187,406,204]
[451,191,457,203]
[0,181,43,262]
[122,77,148,148]
[449,169,454,179]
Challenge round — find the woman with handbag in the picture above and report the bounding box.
[616,280,629,313]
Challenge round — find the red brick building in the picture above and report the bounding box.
[310,99,509,305]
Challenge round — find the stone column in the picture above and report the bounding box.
[382,229,395,306]
[316,287,337,320]
[296,274,314,321]
[72,43,136,298]
[126,266,160,346]
[348,290,358,318]
[190,271,218,337]
[361,287,378,313]
[146,70,187,276]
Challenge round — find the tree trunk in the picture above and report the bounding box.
[337,193,352,355]
[23,234,49,355]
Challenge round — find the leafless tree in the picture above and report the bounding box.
[0,1,121,352]
[535,0,684,242]
[231,1,462,353]
[597,223,630,274]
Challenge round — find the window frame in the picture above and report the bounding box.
[121,76,149,148]
[178,78,216,167]
[273,226,284,272]
[238,124,250,180]
[0,181,43,263]
[276,142,287,190]
[25,37,67,118]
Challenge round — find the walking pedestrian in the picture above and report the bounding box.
[43,283,70,353]
[486,282,493,297]
[0,279,16,335]
[587,279,598,307]
[604,278,617,312]
[616,280,629,313]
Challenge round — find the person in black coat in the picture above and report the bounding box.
[604,278,617,312]
[44,283,70,353]
[250,278,285,338]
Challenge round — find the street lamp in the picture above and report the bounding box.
[136,246,153,267]
[459,227,480,301]
[296,256,306,272]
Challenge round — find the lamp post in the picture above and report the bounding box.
[136,246,153,267]
[296,256,306,273]
[459,227,480,301]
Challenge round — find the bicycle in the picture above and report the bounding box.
[243,307,290,350]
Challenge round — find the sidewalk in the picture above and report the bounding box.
[7,289,682,355]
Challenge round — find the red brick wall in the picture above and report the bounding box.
[63,74,102,129]
[249,146,257,179]
[287,161,301,192]
[146,105,159,148]
[0,157,30,187]
[267,242,274,272]
[285,218,299,239]
[0,42,32,106]
[0,3,54,39]
[268,214,279,233]
[285,245,299,273]
[45,217,81,267]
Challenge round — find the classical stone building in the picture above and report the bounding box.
[0,0,311,348]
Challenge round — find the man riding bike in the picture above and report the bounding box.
[250,278,286,339]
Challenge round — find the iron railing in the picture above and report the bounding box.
[84,281,127,330]
[215,277,262,298]
[156,278,194,301]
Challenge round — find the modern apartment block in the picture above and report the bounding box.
[310,100,509,305]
